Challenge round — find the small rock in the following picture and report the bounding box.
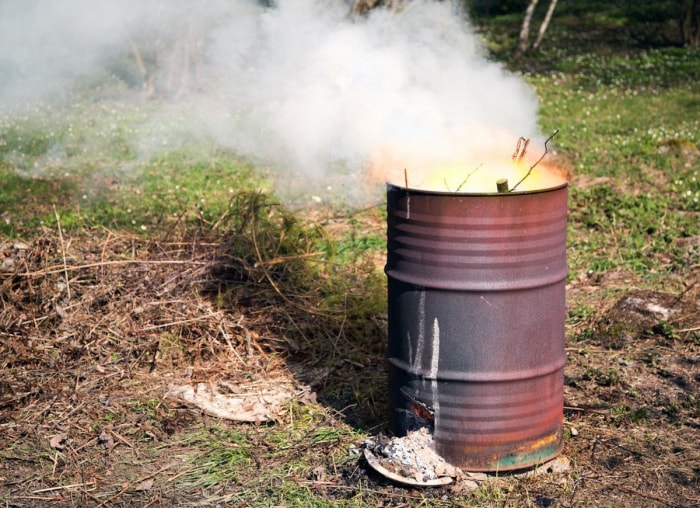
[462,471,488,482]
[98,431,115,450]
[311,466,326,482]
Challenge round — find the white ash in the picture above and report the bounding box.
[364,427,458,483]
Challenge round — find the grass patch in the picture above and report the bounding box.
[175,405,372,506]
[181,426,254,488]
[520,33,700,283]
[567,185,699,278]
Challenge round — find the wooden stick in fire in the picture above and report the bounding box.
[455,163,484,192]
[509,129,560,192]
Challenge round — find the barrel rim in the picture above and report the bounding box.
[386,181,568,197]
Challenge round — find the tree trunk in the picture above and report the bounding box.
[514,0,539,59]
[680,0,700,47]
[533,0,558,50]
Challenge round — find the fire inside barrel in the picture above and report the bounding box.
[385,179,568,472]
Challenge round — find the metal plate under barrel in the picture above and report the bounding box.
[385,182,568,471]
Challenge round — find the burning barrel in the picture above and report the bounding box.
[385,181,567,471]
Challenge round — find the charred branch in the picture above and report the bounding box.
[509,129,559,192]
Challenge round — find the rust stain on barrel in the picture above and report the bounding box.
[385,182,568,471]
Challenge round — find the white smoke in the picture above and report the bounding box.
[0,0,545,203]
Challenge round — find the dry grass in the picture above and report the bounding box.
[1,189,699,507]
[0,193,389,506]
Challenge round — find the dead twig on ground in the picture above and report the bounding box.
[18,259,208,278]
[54,205,71,301]
[94,464,175,508]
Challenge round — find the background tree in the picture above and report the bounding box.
[513,0,558,59]
[532,0,558,50]
[680,0,700,47]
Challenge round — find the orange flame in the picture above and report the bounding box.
[370,138,567,194]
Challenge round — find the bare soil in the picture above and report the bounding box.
[1,223,699,507]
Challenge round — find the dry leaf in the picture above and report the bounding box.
[167,380,296,422]
[49,433,68,450]
[134,478,154,491]
[55,304,67,320]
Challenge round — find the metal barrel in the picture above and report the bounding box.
[385,182,568,471]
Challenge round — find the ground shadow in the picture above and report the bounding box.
[203,209,391,433]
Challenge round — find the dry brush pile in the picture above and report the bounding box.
[0,192,386,505]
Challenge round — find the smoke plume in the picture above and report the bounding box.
[0,0,545,204]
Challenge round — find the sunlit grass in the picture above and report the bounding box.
[0,93,273,236]
[525,42,700,281]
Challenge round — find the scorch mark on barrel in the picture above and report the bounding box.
[429,317,440,422]
[412,290,426,371]
[429,317,440,379]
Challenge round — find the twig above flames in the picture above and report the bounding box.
[512,136,531,163]
[508,129,559,192]
[453,163,484,192]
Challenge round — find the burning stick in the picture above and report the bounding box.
[404,168,409,189]
[399,388,435,426]
[509,129,559,192]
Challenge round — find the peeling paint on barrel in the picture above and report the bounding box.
[385,182,568,471]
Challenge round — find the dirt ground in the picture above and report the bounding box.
[1,221,699,507]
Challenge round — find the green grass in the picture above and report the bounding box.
[176,406,377,506]
[567,186,699,278]
[534,69,699,180]
[0,93,272,236]
[180,426,254,488]
[522,28,700,282]
[0,145,267,236]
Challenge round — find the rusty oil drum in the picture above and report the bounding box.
[385,182,567,471]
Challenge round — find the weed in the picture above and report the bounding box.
[603,367,621,387]
[612,405,651,423]
[583,367,621,387]
[181,426,254,488]
[567,304,597,325]
[128,398,170,426]
[469,479,511,505]
[690,332,700,346]
[656,367,674,378]
[574,328,595,342]
[104,412,119,423]
[310,427,345,445]
[663,404,680,417]
[651,321,679,340]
